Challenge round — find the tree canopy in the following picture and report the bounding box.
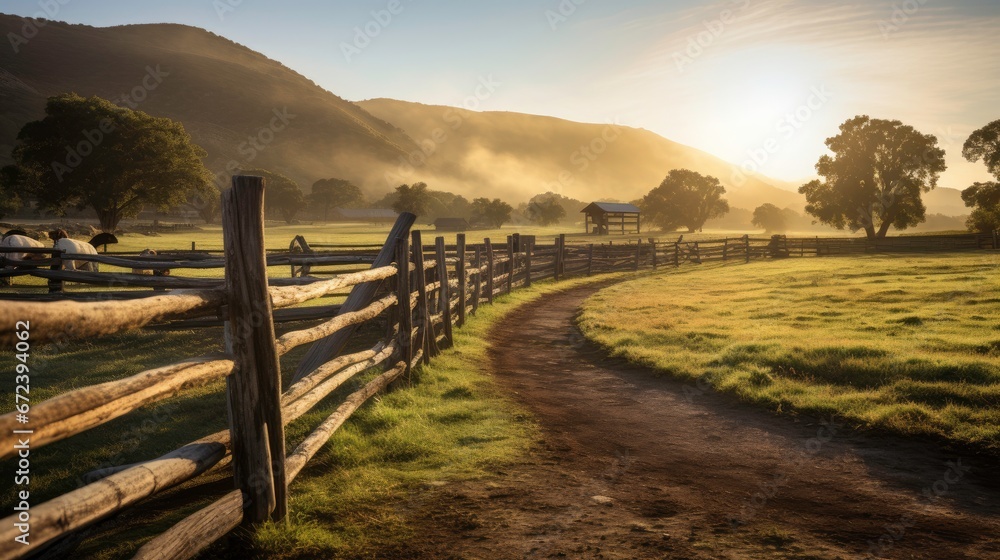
[241,168,306,223]
[642,169,729,233]
[391,183,432,217]
[526,197,567,226]
[1,94,213,232]
[472,198,514,228]
[799,116,946,240]
[960,120,1000,232]
[310,178,364,220]
[751,203,787,233]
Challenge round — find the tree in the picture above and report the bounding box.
[1,94,212,232]
[392,182,431,216]
[642,169,729,233]
[242,168,306,223]
[0,167,24,219]
[962,119,1000,178]
[472,197,514,228]
[960,120,1000,233]
[751,203,787,233]
[799,116,946,240]
[526,198,566,226]
[191,186,221,224]
[310,178,364,220]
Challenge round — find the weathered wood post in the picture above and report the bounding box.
[191,241,196,251]
[524,239,533,287]
[558,234,567,279]
[47,251,63,293]
[634,240,642,271]
[506,236,515,294]
[396,232,413,379]
[554,237,562,281]
[293,213,416,380]
[744,234,750,263]
[674,242,680,268]
[722,238,728,261]
[472,245,482,315]
[484,238,495,304]
[411,230,432,363]
[436,237,454,345]
[456,233,467,327]
[587,243,594,276]
[221,175,287,523]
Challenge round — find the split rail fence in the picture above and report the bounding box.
[1,176,998,559]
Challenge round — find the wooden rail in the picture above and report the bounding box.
[2,178,998,558]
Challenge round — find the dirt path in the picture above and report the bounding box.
[386,284,1000,559]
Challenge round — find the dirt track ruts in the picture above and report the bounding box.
[386,283,1000,559]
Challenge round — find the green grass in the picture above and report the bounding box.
[579,253,1000,452]
[0,269,619,559]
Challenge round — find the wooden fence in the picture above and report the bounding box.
[0,177,666,560]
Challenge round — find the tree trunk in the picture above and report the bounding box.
[864,224,877,240]
[876,219,893,239]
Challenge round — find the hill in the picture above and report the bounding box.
[359,98,805,210]
[0,14,418,192]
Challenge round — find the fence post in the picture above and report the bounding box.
[436,237,454,346]
[506,236,515,294]
[993,230,998,250]
[674,243,680,268]
[411,231,433,363]
[525,239,533,287]
[744,235,750,263]
[47,251,63,293]
[396,233,413,380]
[587,244,594,276]
[484,238,495,304]
[558,234,566,279]
[634,240,642,271]
[456,234,467,327]
[472,245,482,315]
[651,241,658,270]
[723,238,728,261]
[221,175,287,524]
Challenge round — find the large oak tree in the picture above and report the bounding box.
[1,94,213,232]
[642,169,729,233]
[799,116,946,240]
[310,178,364,220]
[241,168,306,223]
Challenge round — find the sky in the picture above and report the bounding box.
[4,0,999,190]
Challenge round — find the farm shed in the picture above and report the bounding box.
[433,217,470,232]
[331,208,398,224]
[581,202,641,235]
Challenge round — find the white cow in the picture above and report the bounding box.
[1,231,46,262]
[49,229,100,272]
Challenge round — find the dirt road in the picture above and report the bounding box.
[387,285,1000,559]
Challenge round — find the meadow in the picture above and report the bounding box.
[579,252,1000,453]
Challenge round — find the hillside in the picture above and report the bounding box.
[0,14,418,191]
[359,98,806,210]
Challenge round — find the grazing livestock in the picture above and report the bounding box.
[132,249,170,277]
[1,230,47,285]
[48,230,118,272]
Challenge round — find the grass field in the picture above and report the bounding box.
[0,273,615,559]
[579,252,1000,453]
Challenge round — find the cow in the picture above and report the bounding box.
[48,230,118,272]
[132,248,170,277]
[1,230,47,285]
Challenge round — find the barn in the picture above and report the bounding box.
[581,202,641,235]
[433,217,470,232]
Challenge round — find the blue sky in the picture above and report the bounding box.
[4,0,999,189]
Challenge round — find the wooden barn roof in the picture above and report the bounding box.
[581,202,641,214]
